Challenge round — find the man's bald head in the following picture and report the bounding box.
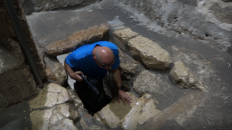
[95,46,114,67]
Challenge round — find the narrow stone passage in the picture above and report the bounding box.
[1,0,232,130]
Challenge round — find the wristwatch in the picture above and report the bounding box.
[118,86,122,90]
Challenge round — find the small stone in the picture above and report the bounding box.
[128,36,171,70]
[204,62,211,65]
[119,49,140,80]
[170,61,206,91]
[44,56,67,85]
[45,24,109,56]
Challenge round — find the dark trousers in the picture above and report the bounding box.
[74,77,112,115]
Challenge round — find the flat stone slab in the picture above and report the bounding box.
[170,61,206,91]
[45,24,109,56]
[29,83,72,109]
[95,93,160,130]
[128,36,171,70]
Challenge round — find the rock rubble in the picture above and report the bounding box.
[170,61,206,91]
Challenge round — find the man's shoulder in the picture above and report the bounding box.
[95,41,118,50]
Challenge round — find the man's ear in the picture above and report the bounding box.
[93,55,97,60]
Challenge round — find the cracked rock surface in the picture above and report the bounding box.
[29,83,78,130]
[45,24,109,56]
[29,83,72,109]
[128,35,171,70]
[95,93,160,130]
[170,61,206,91]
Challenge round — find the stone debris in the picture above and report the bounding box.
[133,70,171,96]
[45,24,109,56]
[50,118,78,130]
[67,87,83,108]
[113,28,139,52]
[78,106,108,130]
[119,49,140,80]
[128,35,171,70]
[95,93,160,130]
[57,104,79,119]
[170,61,206,91]
[29,83,72,109]
[122,80,131,91]
[44,56,67,85]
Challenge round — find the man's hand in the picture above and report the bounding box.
[70,71,84,82]
[118,90,132,105]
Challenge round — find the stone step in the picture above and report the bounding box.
[135,91,206,130]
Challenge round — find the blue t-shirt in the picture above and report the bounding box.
[65,41,120,81]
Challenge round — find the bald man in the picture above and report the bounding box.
[64,41,131,114]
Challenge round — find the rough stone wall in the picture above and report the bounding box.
[20,0,102,15]
[0,0,45,108]
[0,0,47,81]
[116,0,232,54]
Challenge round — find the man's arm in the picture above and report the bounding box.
[112,67,132,105]
[64,58,83,82]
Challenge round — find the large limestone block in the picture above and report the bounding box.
[128,36,171,70]
[170,61,206,91]
[113,28,138,52]
[96,93,160,130]
[29,83,72,109]
[45,24,109,56]
[133,70,170,96]
[44,56,67,85]
[119,49,140,80]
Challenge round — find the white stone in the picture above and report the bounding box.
[29,83,72,109]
